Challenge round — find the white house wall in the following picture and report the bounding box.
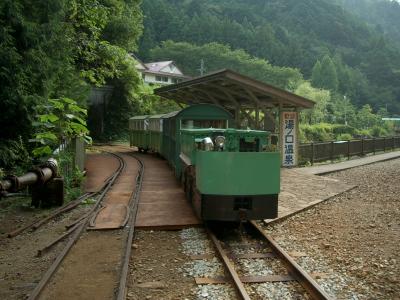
[142,73,183,85]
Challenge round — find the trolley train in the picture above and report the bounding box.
[129,104,280,221]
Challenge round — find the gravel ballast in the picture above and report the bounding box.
[128,158,399,300]
[264,158,400,299]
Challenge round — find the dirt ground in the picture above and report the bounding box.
[40,230,127,300]
[127,230,197,300]
[0,197,92,300]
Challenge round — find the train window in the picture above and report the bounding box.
[181,119,227,129]
[239,138,260,152]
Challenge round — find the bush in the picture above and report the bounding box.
[300,123,334,142]
[332,124,356,135]
[370,125,388,137]
[0,138,31,172]
[354,129,372,138]
[336,133,352,141]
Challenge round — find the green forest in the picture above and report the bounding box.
[141,0,400,110]
[139,0,400,141]
[1,0,400,174]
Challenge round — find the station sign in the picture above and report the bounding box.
[280,111,298,167]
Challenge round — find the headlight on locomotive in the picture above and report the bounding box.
[214,135,225,150]
[202,137,214,151]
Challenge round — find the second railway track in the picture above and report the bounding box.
[201,221,332,300]
[27,149,144,300]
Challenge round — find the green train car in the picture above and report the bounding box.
[129,104,280,221]
[129,115,149,152]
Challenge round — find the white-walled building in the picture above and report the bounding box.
[133,56,189,85]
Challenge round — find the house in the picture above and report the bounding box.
[133,56,189,85]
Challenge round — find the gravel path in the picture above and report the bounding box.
[263,158,400,299]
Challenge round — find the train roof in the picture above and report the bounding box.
[129,115,149,120]
[180,128,270,134]
[161,111,180,118]
[148,114,167,119]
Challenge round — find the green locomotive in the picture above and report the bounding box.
[129,104,280,221]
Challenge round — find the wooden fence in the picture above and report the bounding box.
[299,136,400,165]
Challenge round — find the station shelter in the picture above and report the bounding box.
[155,69,315,167]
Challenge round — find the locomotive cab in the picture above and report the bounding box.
[180,128,280,222]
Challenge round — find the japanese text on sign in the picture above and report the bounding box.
[281,112,297,166]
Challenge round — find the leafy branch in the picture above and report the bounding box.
[30,98,91,158]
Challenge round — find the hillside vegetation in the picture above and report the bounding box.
[336,0,400,48]
[0,0,144,170]
[139,0,400,114]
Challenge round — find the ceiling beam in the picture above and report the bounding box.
[186,88,225,106]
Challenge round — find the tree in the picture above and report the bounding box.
[311,60,322,88]
[328,94,356,126]
[139,0,400,114]
[31,98,90,158]
[312,55,338,92]
[0,0,144,167]
[295,82,330,124]
[356,104,380,129]
[149,41,303,89]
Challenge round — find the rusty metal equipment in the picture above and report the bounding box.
[0,158,64,207]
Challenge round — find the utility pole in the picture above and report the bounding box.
[344,95,348,126]
[198,59,206,76]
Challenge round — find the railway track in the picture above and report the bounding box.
[26,150,143,300]
[202,221,332,300]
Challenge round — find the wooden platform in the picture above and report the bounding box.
[134,154,201,229]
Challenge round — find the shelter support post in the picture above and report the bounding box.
[235,105,240,128]
[255,106,260,129]
[263,109,276,132]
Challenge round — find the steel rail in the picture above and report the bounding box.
[250,221,332,300]
[207,228,251,300]
[116,153,144,300]
[27,152,126,300]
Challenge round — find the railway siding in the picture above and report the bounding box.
[37,151,140,300]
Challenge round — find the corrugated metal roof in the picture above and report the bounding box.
[155,69,315,109]
[148,114,167,119]
[129,115,149,120]
[145,61,179,73]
